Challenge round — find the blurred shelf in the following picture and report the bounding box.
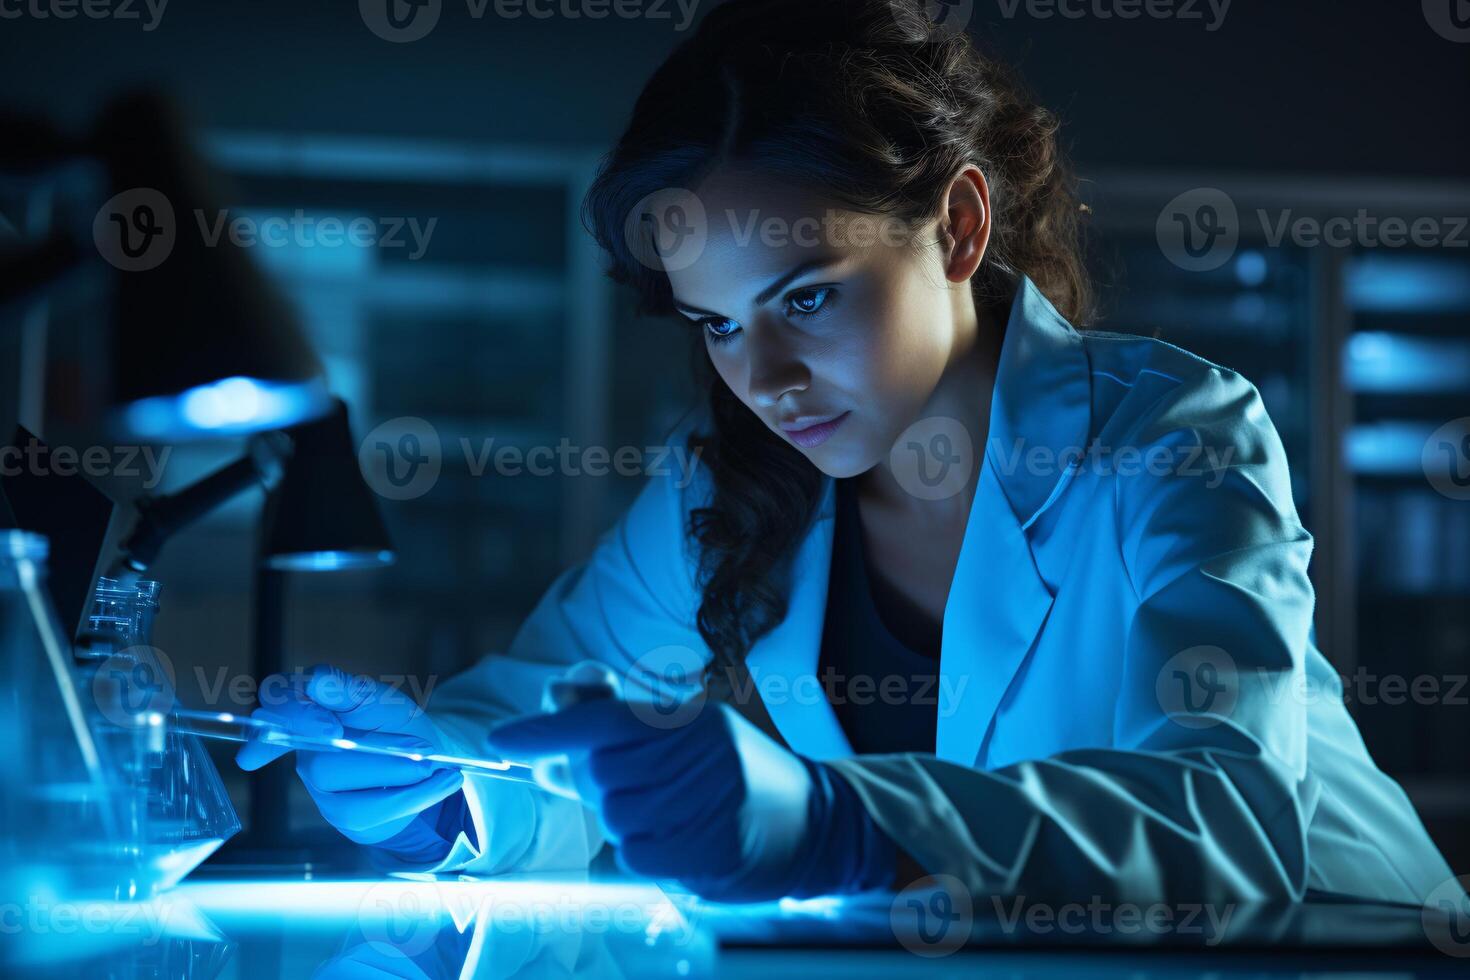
[270,265,566,315]
[1354,393,1470,424]
[1358,590,1470,602]
[206,131,600,186]
[1400,776,1470,819]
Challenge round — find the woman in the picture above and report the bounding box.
[238,0,1456,906]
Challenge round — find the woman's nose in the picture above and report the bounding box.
[744,323,810,409]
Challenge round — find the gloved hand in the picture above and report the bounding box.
[486,698,896,902]
[235,663,467,848]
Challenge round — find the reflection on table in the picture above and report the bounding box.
[3,872,1464,979]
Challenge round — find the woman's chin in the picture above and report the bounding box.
[800,440,876,480]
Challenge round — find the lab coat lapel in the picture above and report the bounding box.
[936,457,1057,766]
[937,276,1093,768]
[741,476,853,760]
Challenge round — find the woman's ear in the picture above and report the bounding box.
[940,166,992,284]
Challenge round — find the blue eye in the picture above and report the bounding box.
[786,286,834,318]
[692,286,836,347]
[702,317,741,345]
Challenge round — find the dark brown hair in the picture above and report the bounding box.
[583,0,1092,674]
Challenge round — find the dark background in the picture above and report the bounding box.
[2,0,1468,875]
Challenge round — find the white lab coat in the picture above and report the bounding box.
[413,276,1457,907]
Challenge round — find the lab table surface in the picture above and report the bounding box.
[3,872,1465,978]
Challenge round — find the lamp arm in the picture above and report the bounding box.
[115,431,293,574]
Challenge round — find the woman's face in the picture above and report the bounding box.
[663,167,989,479]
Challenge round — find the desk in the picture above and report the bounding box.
[3,874,1464,978]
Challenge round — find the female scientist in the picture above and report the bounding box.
[238,0,1457,906]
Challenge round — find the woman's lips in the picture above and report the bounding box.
[780,411,850,449]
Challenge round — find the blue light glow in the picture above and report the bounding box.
[1345,332,1470,393]
[265,549,396,572]
[1346,256,1470,313]
[1344,421,1436,475]
[1233,250,1268,288]
[120,376,333,440]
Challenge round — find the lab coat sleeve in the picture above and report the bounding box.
[827,368,1320,905]
[400,436,712,878]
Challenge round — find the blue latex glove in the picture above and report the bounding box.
[236,663,468,850]
[486,699,896,902]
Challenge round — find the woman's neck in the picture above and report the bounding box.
[858,297,1003,526]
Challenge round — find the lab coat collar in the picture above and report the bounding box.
[985,273,1095,530]
[745,275,1093,767]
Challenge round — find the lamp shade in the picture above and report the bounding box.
[91,92,332,440]
[263,399,395,572]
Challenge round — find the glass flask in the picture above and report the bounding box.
[0,531,124,908]
[81,576,241,896]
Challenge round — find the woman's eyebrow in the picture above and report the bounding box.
[672,255,845,318]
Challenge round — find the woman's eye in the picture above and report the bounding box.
[702,317,741,344]
[786,287,834,318]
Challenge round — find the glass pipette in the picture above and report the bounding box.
[138,707,537,783]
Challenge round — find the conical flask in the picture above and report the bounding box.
[81,577,241,895]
